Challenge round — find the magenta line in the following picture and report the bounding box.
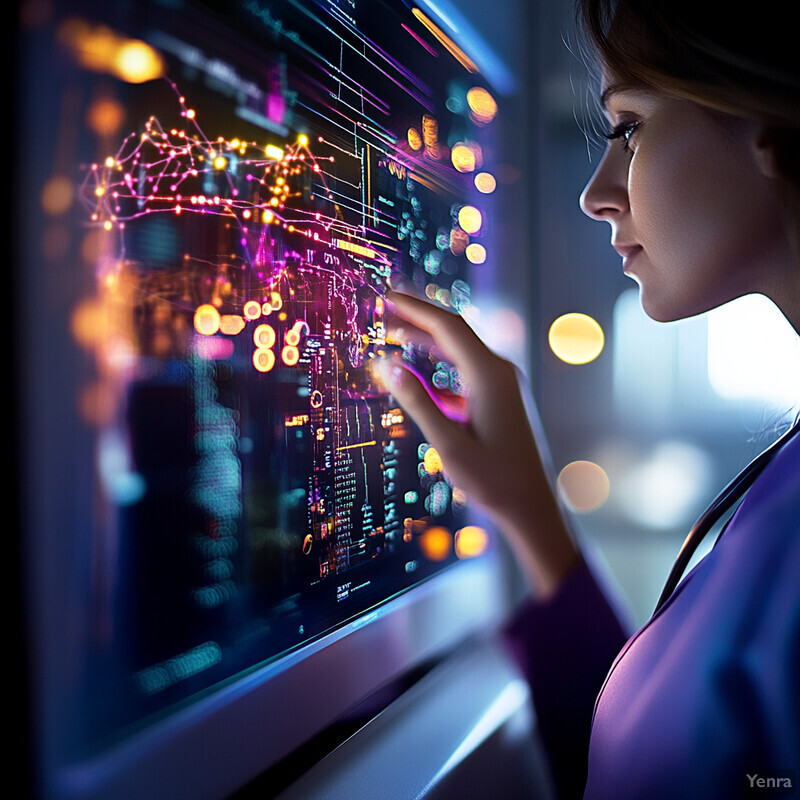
[401,23,439,58]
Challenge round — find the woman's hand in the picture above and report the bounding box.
[375,290,579,598]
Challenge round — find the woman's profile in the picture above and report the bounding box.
[377,0,800,797]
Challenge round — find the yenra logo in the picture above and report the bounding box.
[746,773,794,791]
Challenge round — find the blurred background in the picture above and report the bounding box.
[455,0,800,626]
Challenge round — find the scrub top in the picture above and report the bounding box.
[504,425,800,799]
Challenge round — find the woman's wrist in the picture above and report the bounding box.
[493,494,581,599]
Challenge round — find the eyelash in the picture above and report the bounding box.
[604,121,640,152]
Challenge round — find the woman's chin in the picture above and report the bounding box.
[636,286,688,324]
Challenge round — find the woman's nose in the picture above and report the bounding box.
[579,147,629,221]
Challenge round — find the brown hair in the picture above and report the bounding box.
[576,0,800,189]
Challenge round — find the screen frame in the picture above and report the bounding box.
[16,2,520,797]
[33,551,508,800]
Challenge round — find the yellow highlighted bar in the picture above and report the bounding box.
[335,440,377,451]
[332,238,377,259]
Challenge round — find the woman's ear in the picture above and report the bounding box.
[753,125,800,184]
[754,126,781,179]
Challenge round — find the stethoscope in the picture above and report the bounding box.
[653,414,800,614]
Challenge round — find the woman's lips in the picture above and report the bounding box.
[613,243,643,271]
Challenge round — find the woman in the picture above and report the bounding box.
[376,1,800,797]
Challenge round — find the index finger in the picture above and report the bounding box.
[386,290,491,379]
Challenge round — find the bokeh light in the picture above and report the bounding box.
[243,300,262,320]
[451,142,480,173]
[422,446,444,475]
[466,87,497,124]
[465,243,486,264]
[474,172,496,194]
[219,315,245,336]
[618,441,712,530]
[454,526,489,559]
[86,97,126,137]
[548,313,605,365]
[281,345,300,366]
[41,176,74,216]
[58,20,164,83]
[557,460,610,512]
[193,304,221,336]
[419,526,452,561]
[113,39,164,83]
[253,323,276,349]
[252,348,276,373]
[457,205,482,234]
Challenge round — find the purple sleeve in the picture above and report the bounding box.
[502,560,629,799]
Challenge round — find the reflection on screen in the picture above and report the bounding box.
[59,0,498,750]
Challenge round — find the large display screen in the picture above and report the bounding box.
[27,0,502,764]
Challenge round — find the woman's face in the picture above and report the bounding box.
[580,81,792,323]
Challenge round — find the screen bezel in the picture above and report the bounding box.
[16,2,519,797]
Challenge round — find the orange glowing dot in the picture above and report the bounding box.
[407,127,422,150]
[419,526,452,561]
[285,328,301,347]
[454,526,489,559]
[282,345,300,366]
[219,314,245,336]
[253,347,276,372]
[243,300,262,320]
[449,227,469,255]
[253,323,276,349]
[86,97,125,136]
[194,304,221,336]
[113,40,164,83]
[70,299,105,346]
[186,108,196,119]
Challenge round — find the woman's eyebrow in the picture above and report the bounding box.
[600,83,659,110]
[600,84,631,110]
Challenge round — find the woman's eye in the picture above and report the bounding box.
[603,121,640,152]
